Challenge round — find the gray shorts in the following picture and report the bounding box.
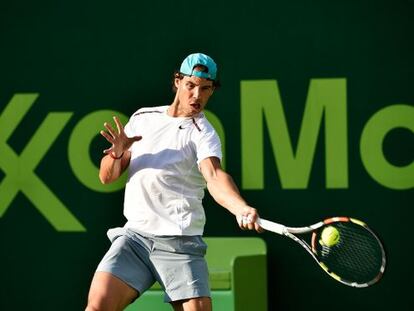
[96,227,210,303]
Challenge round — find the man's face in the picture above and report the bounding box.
[174,75,214,116]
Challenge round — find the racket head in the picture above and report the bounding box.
[310,217,386,287]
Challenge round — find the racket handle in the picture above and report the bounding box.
[257,218,286,235]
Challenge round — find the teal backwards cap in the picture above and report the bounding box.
[179,53,217,80]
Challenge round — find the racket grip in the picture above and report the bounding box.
[257,218,286,235]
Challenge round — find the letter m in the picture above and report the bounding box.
[241,79,348,189]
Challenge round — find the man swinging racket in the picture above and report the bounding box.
[86,53,262,311]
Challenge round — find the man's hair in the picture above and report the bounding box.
[172,65,221,92]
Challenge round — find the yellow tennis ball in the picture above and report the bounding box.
[320,226,340,247]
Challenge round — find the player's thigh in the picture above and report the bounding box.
[170,296,212,311]
[86,271,139,311]
[151,235,210,304]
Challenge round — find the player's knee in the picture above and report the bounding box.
[85,295,112,311]
[85,303,99,311]
[171,296,212,311]
[85,300,102,311]
[86,290,138,311]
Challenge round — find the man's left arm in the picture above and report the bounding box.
[199,156,262,232]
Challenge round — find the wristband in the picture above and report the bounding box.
[109,152,124,160]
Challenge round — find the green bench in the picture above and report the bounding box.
[125,237,267,311]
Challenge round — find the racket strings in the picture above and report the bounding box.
[315,222,384,284]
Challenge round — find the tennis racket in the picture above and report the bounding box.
[251,216,386,288]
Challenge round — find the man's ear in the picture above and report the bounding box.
[174,77,181,88]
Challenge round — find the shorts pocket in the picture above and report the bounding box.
[180,236,207,256]
[106,227,127,243]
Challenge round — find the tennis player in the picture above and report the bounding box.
[85,53,262,311]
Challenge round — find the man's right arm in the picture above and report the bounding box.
[99,115,142,184]
[99,151,131,184]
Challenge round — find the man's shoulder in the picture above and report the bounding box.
[191,113,218,136]
[132,105,167,117]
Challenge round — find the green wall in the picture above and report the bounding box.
[1,1,413,310]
